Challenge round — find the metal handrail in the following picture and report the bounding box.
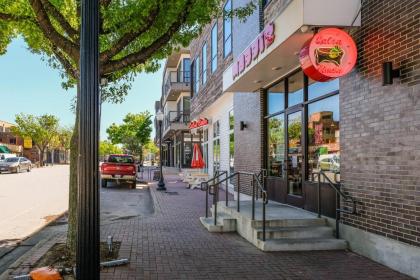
[315,170,358,238]
[201,170,228,218]
[202,170,268,241]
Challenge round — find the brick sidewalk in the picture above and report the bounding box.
[4,175,411,280]
[102,176,410,280]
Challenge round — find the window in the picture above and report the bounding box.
[223,0,232,57]
[264,70,340,184]
[308,78,339,100]
[229,111,234,176]
[267,114,285,177]
[182,58,191,82]
[193,57,200,95]
[308,94,340,181]
[213,121,221,173]
[201,43,207,85]
[211,23,218,73]
[267,80,285,115]
[202,129,209,173]
[287,71,304,107]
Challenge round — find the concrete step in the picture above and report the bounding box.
[200,213,236,233]
[258,238,347,251]
[254,226,333,239]
[251,218,326,228]
[199,217,223,232]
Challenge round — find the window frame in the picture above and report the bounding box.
[223,0,232,58]
[201,42,207,85]
[211,23,218,73]
[264,70,340,181]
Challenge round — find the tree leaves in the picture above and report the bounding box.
[106,112,153,157]
[0,0,256,103]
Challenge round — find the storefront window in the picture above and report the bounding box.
[229,111,234,176]
[308,78,339,100]
[183,133,192,167]
[213,120,220,138]
[213,120,221,173]
[267,114,285,177]
[213,139,220,172]
[288,71,304,107]
[202,129,209,173]
[307,94,340,182]
[267,80,285,114]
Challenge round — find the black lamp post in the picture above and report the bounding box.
[156,109,166,191]
[76,0,100,279]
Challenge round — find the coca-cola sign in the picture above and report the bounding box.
[299,28,357,82]
[189,118,209,129]
[232,23,275,80]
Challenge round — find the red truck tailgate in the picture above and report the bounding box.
[101,163,136,175]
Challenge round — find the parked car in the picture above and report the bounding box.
[318,154,340,172]
[100,154,137,188]
[0,157,32,173]
[0,153,17,162]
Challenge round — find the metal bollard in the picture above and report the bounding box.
[107,235,113,253]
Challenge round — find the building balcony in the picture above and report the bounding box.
[163,71,191,103]
[162,111,190,140]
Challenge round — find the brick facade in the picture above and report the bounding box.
[190,17,232,120]
[340,0,420,247]
[263,0,292,26]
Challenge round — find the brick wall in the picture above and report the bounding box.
[341,0,420,247]
[263,0,292,25]
[190,17,233,120]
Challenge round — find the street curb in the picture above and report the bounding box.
[0,211,68,280]
[148,183,162,215]
[0,236,52,280]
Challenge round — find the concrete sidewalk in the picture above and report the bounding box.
[3,174,412,279]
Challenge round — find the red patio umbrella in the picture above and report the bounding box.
[191,143,205,169]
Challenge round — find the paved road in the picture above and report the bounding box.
[0,165,69,244]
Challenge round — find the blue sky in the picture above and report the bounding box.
[0,38,162,140]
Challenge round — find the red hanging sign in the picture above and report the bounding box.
[299,28,357,82]
[189,118,209,129]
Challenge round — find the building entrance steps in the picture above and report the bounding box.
[200,200,348,252]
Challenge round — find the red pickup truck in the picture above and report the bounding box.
[100,154,137,188]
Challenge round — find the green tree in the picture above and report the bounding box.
[12,113,59,166]
[99,140,122,157]
[142,140,159,162]
[57,126,73,163]
[107,112,152,162]
[1,0,255,253]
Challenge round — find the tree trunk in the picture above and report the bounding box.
[66,86,80,256]
[38,146,45,167]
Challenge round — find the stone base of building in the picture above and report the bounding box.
[340,224,420,279]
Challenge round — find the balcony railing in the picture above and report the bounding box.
[164,111,190,131]
[163,71,191,98]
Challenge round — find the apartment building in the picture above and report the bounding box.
[155,49,194,168]
[185,0,420,278]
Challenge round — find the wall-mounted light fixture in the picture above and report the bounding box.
[240,121,247,131]
[382,62,400,86]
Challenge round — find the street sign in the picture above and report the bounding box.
[23,137,32,149]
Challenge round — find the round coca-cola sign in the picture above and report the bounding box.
[299,28,357,82]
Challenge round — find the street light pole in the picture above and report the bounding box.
[156,110,166,191]
[76,0,100,279]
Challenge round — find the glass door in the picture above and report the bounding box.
[286,108,304,206]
